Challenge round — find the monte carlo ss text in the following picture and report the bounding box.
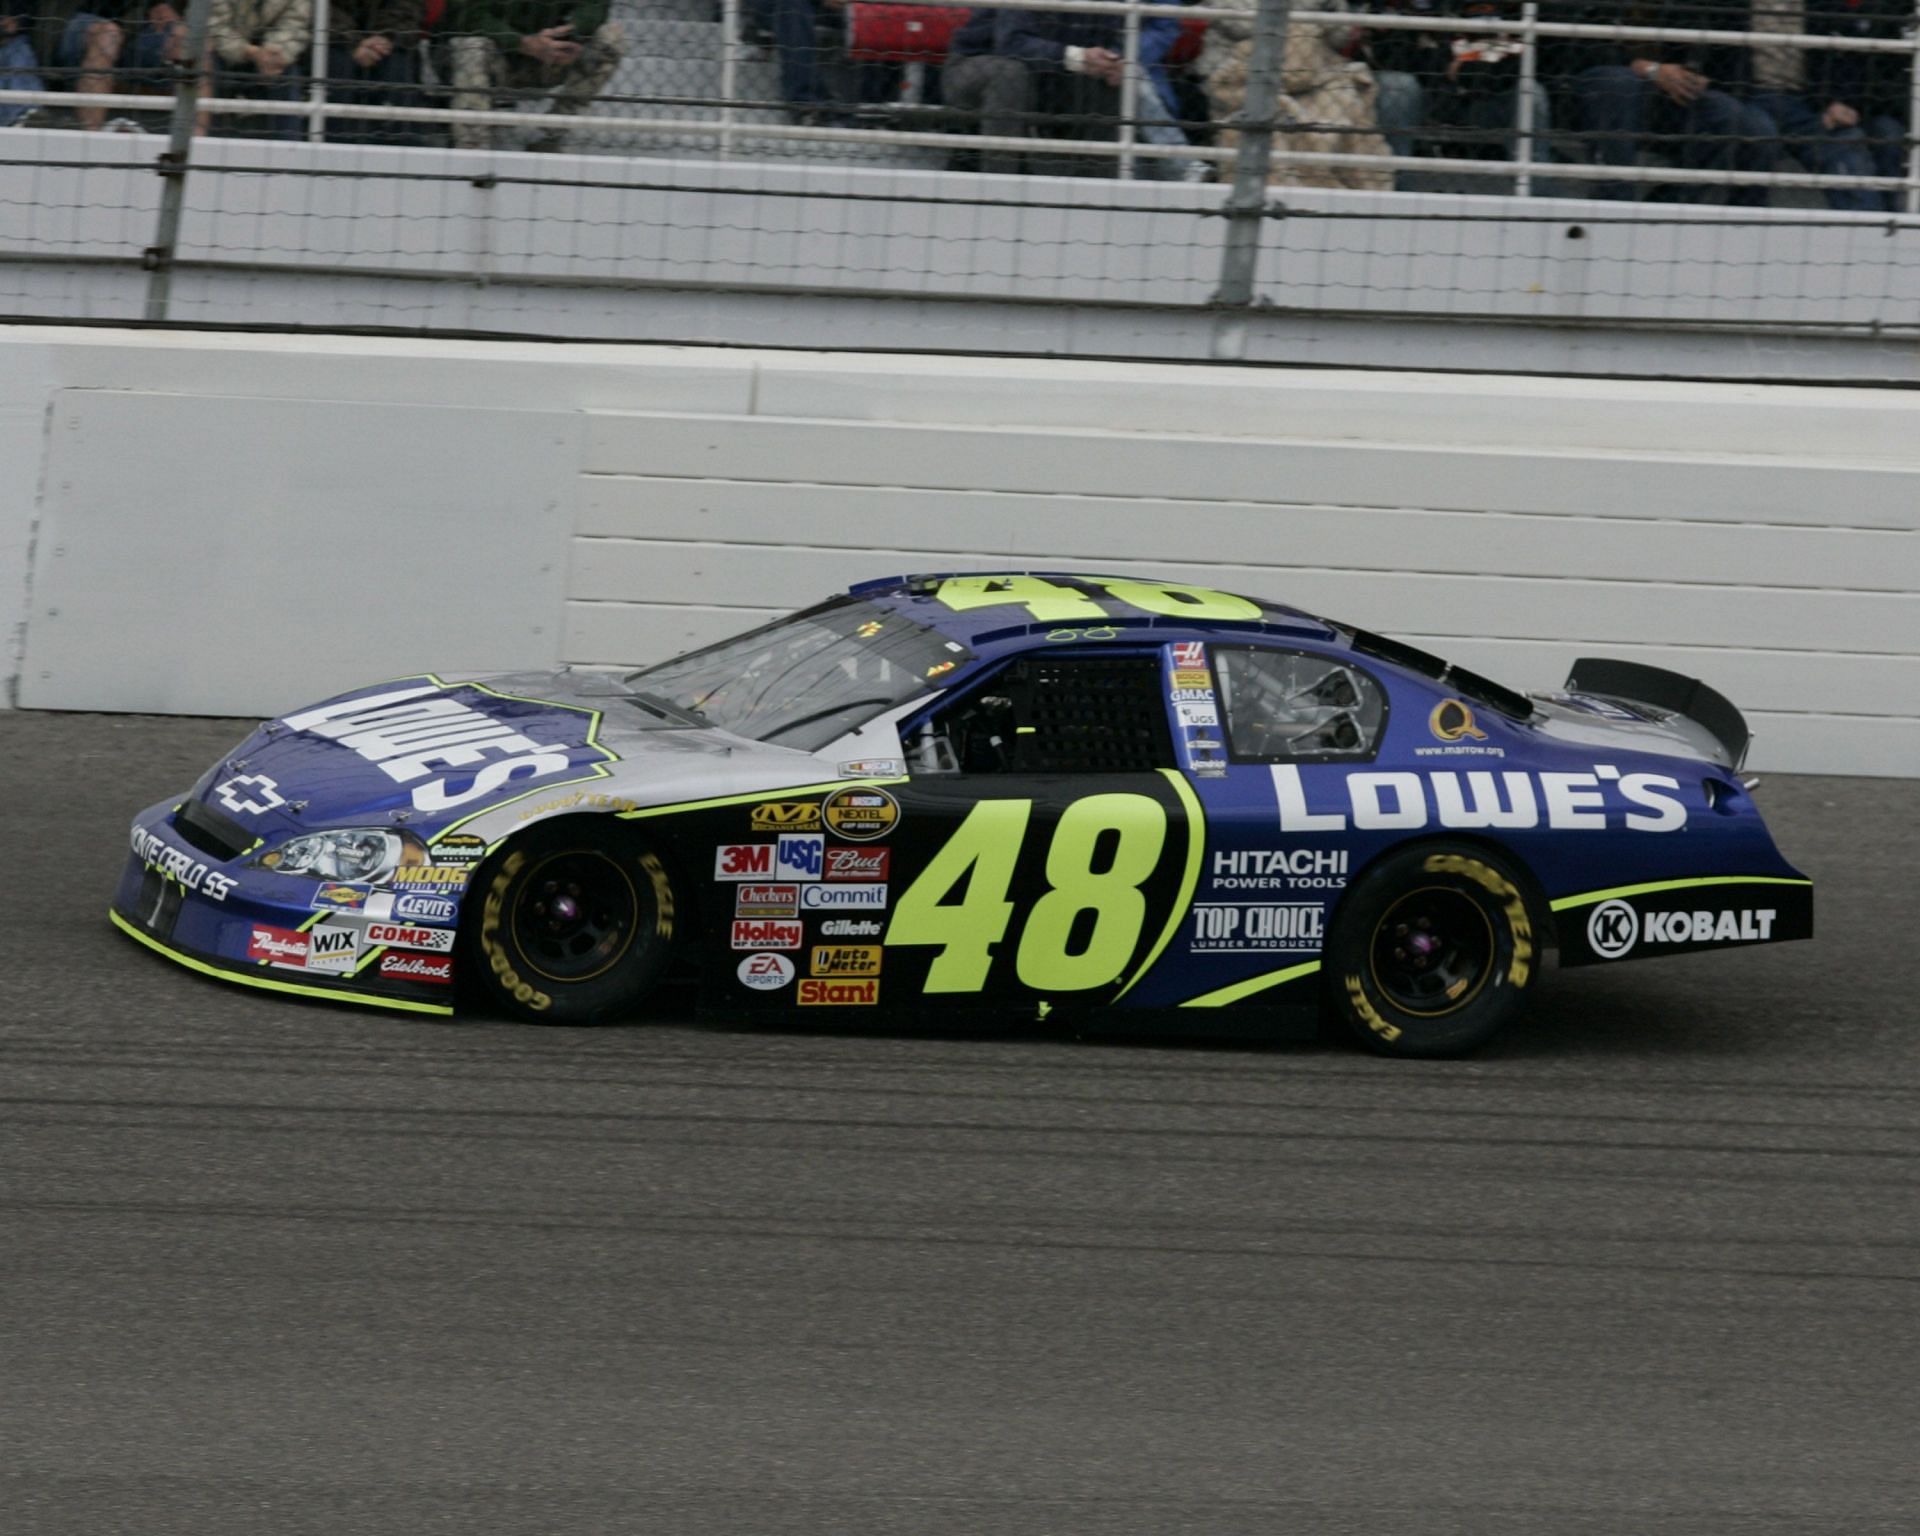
[113,572,1812,1056]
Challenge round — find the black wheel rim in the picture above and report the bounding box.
[1368,885,1496,1018]
[511,851,638,983]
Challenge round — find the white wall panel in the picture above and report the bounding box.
[19,390,580,715]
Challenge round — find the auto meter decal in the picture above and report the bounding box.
[278,677,615,817]
[822,786,898,840]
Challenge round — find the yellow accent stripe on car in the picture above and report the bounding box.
[1549,875,1813,913]
[109,910,453,1016]
[1114,768,1206,1002]
[1179,960,1322,1009]
[616,778,909,821]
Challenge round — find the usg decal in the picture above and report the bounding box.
[775,834,825,880]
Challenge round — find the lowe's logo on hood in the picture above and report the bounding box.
[282,680,607,814]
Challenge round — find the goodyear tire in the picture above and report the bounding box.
[1324,842,1539,1058]
[464,824,677,1024]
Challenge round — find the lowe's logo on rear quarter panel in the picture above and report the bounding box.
[280,680,607,815]
[1270,765,1688,833]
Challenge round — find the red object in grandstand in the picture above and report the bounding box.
[846,4,972,62]
[1165,18,1209,68]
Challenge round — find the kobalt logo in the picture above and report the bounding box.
[1586,900,1638,959]
[282,682,585,814]
[214,774,285,815]
[737,952,796,990]
[1271,764,1687,834]
[799,883,888,910]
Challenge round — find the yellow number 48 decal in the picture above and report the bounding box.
[887,794,1168,993]
[934,575,1260,624]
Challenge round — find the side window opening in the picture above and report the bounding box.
[1216,647,1387,763]
[906,654,1175,775]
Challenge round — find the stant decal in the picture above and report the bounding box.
[822,786,898,841]
[798,978,879,1006]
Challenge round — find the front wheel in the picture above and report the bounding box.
[1324,842,1539,1058]
[465,825,677,1023]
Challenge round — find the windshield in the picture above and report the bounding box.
[625,600,972,752]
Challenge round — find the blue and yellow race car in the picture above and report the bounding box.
[113,573,1812,1056]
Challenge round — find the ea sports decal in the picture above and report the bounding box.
[737,952,796,990]
[822,786,898,841]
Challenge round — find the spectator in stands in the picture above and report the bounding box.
[1563,0,1779,204]
[1431,0,1560,184]
[207,0,312,138]
[1199,0,1395,190]
[1749,0,1907,211]
[940,5,1128,173]
[325,0,425,144]
[746,0,835,121]
[2,1,47,126]
[38,0,188,130]
[443,0,624,151]
[1353,1,1449,164]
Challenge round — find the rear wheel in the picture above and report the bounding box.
[466,824,677,1023]
[1324,842,1539,1058]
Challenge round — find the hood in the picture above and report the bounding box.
[191,669,744,841]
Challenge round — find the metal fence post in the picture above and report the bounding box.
[1210,0,1291,358]
[1514,0,1538,197]
[143,0,215,322]
[1119,0,1142,181]
[307,0,331,144]
[1906,21,1920,215]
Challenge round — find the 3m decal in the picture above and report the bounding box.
[366,921,457,954]
[823,846,889,882]
[737,952,796,990]
[798,978,879,1006]
[822,787,898,842]
[732,918,803,951]
[810,946,882,978]
[750,802,821,832]
[380,952,454,985]
[735,883,800,918]
[214,774,285,815]
[886,794,1169,994]
[714,844,775,879]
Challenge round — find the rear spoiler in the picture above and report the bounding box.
[1564,658,1751,771]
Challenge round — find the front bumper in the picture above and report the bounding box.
[110,798,459,1016]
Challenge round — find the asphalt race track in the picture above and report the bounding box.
[5,712,1918,1534]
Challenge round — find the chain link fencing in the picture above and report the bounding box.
[3,0,1918,371]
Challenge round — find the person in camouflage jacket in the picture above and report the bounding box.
[442,0,623,151]
[207,0,311,137]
